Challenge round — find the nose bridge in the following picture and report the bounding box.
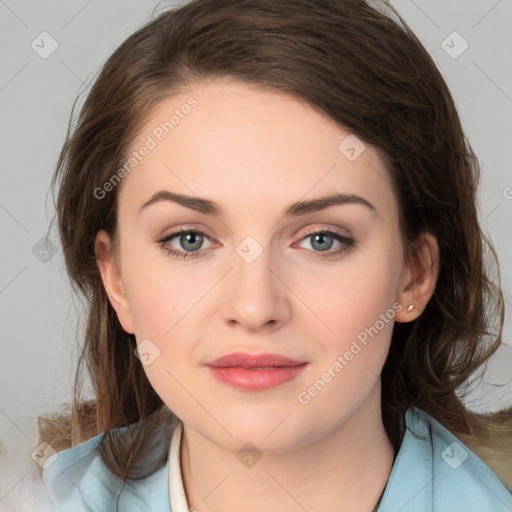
[232,234,276,303]
[221,234,290,329]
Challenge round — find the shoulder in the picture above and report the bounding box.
[378,407,512,512]
[42,423,174,511]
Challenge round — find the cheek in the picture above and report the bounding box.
[128,270,204,339]
[119,239,200,338]
[297,248,401,339]
[293,256,400,409]
[121,253,204,400]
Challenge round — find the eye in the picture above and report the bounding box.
[158,229,215,260]
[158,228,355,261]
[294,229,354,259]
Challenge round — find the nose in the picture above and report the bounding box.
[220,241,292,332]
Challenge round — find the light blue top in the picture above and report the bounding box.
[42,407,512,511]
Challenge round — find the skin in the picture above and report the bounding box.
[95,77,439,512]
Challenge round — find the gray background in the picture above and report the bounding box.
[0,0,511,502]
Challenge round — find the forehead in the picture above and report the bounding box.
[118,78,396,220]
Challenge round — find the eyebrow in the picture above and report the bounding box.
[139,190,376,217]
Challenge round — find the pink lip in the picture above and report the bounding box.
[205,352,308,391]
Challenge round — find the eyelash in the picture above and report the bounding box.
[158,228,355,260]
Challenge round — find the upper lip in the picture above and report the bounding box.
[205,352,307,368]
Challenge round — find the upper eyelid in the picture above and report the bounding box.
[161,228,217,244]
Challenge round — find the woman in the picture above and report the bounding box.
[38,0,512,510]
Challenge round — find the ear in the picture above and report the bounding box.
[95,230,135,334]
[394,231,440,323]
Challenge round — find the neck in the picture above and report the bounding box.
[179,383,394,512]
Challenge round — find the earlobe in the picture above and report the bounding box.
[95,230,135,334]
[394,232,440,323]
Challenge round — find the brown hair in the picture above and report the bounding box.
[39,0,511,499]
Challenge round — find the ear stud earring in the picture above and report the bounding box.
[407,304,415,312]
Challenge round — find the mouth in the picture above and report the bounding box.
[204,352,308,391]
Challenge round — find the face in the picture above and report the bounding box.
[96,77,434,453]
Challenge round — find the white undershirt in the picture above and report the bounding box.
[168,420,190,512]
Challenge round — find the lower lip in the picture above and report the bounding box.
[206,364,308,391]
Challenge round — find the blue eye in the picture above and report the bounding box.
[159,229,212,260]
[295,230,354,259]
[158,229,354,260]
